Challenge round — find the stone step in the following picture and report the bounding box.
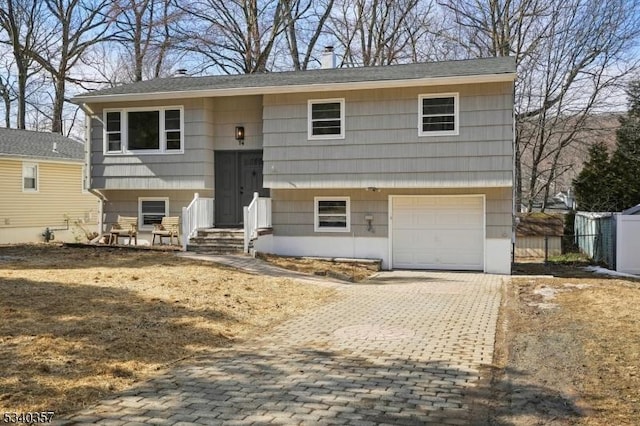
[188,227,246,255]
[189,237,245,245]
[196,228,244,238]
[186,245,245,255]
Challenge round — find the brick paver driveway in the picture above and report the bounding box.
[62,270,504,425]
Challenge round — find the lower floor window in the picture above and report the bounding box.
[314,197,350,232]
[139,198,169,228]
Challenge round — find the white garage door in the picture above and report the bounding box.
[391,196,484,270]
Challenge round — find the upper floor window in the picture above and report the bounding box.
[418,93,459,136]
[103,106,184,154]
[22,163,38,192]
[308,98,345,140]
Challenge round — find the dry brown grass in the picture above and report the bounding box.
[504,269,640,425]
[257,253,380,282]
[0,244,336,415]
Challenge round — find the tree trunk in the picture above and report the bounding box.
[514,133,522,212]
[51,75,65,134]
[16,59,27,129]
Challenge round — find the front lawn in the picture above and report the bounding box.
[0,244,335,415]
[488,263,640,425]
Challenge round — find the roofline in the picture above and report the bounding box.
[0,153,84,164]
[71,72,516,104]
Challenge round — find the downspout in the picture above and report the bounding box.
[511,81,517,267]
[78,102,107,240]
[90,188,107,240]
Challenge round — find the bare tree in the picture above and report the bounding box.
[439,0,640,211]
[109,0,183,81]
[25,0,115,134]
[0,58,16,127]
[328,0,434,67]
[280,0,334,70]
[0,0,45,129]
[175,0,286,74]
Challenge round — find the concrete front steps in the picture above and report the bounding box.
[187,228,245,254]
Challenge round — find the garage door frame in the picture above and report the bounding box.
[388,194,486,271]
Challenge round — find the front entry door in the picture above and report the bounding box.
[215,150,268,226]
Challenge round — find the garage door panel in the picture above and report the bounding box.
[391,196,484,271]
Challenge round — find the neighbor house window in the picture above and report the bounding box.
[103,107,183,154]
[418,93,459,136]
[314,197,350,232]
[138,197,169,229]
[308,99,345,139]
[22,163,38,192]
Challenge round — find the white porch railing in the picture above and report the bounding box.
[181,193,214,249]
[244,192,272,252]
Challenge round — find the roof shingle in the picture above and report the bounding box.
[74,56,515,100]
[0,127,85,161]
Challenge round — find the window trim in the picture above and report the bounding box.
[103,106,184,154]
[308,98,345,140]
[138,197,169,230]
[418,93,459,137]
[22,162,38,192]
[105,110,122,153]
[314,196,351,233]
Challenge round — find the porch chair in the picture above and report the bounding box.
[109,215,138,245]
[152,216,180,245]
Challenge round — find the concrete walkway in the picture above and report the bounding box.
[61,256,504,425]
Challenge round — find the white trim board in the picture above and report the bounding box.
[73,73,516,104]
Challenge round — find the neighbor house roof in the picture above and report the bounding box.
[516,213,564,237]
[0,127,85,162]
[622,204,640,215]
[72,56,516,103]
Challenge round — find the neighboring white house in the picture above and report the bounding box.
[72,56,516,274]
[0,128,99,243]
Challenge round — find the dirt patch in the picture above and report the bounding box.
[257,253,380,282]
[484,263,640,425]
[0,244,336,415]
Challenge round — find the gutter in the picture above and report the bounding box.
[71,73,517,104]
[77,102,107,241]
[89,188,107,242]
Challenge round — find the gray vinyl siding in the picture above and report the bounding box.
[263,82,513,189]
[100,189,212,229]
[271,187,512,239]
[87,96,263,190]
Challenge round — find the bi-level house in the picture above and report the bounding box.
[72,56,515,274]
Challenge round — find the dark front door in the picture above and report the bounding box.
[214,150,268,226]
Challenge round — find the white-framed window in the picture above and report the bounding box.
[308,98,345,140]
[418,93,459,136]
[22,163,38,192]
[103,106,184,154]
[138,197,169,229]
[314,197,350,232]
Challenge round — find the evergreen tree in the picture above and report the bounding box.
[574,141,615,211]
[609,81,640,211]
[574,81,640,212]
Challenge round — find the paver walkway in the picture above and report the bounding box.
[61,256,504,425]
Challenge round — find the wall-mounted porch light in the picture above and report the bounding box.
[235,126,245,145]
